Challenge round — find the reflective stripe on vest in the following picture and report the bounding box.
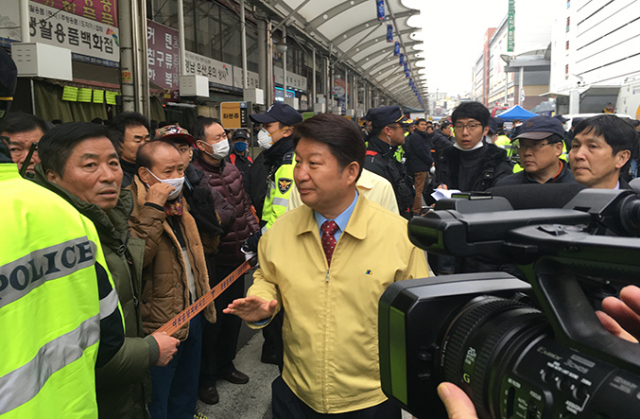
[0,313,100,415]
[262,156,296,230]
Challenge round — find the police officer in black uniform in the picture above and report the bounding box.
[364,106,415,219]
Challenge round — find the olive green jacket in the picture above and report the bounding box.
[33,165,158,419]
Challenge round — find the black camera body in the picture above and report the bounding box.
[379,188,640,418]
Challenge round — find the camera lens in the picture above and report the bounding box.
[439,296,549,418]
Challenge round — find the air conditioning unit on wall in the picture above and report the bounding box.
[12,43,73,81]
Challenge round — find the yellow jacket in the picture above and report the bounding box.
[249,195,430,413]
[286,169,399,214]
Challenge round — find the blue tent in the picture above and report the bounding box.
[497,105,537,121]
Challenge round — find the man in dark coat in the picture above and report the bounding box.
[191,117,260,405]
[227,129,253,196]
[496,116,576,186]
[569,115,637,189]
[403,118,433,215]
[364,105,415,219]
[436,102,513,192]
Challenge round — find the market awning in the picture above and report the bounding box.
[262,0,426,109]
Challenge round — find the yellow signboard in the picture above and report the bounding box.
[106,91,118,105]
[93,90,104,104]
[78,88,93,103]
[220,102,247,129]
[62,86,78,101]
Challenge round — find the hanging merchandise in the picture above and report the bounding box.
[394,41,400,56]
[377,0,385,21]
[399,53,404,65]
[387,25,393,42]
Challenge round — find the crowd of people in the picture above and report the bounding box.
[3,92,640,419]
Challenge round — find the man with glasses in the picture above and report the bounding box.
[435,102,512,192]
[365,105,415,219]
[495,116,575,186]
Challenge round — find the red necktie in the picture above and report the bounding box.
[321,220,339,267]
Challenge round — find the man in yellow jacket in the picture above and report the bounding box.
[225,113,430,418]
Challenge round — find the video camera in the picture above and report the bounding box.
[379,187,640,418]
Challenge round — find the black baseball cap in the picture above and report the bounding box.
[250,102,302,127]
[516,116,566,140]
[232,129,249,140]
[368,106,408,129]
[554,114,568,123]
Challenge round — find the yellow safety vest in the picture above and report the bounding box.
[0,164,110,418]
[262,152,296,230]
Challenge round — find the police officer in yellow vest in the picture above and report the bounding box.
[250,102,303,232]
[0,50,124,419]
[245,102,302,370]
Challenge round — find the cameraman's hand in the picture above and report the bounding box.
[596,285,640,343]
[437,382,478,419]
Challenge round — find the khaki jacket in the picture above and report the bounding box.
[128,177,216,341]
[249,195,430,413]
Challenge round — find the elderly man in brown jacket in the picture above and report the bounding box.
[128,140,216,419]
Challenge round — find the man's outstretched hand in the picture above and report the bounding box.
[223,295,278,322]
[596,285,640,343]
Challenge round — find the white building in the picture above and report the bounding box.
[472,0,555,111]
[549,0,640,114]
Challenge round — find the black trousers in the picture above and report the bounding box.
[271,376,401,419]
[199,264,245,387]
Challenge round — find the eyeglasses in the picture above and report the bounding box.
[453,123,482,131]
[516,141,553,151]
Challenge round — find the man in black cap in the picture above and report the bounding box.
[365,105,415,219]
[495,116,576,186]
[247,102,303,228]
[246,102,302,368]
[227,129,253,196]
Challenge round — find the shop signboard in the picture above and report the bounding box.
[232,66,260,91]
[29,2,120,67]
[220,101,247,129]
[274,66,307,92]
[184,50,233,90]
[507,0,515,52]
[147,20,179,101]
[32,0,118,27]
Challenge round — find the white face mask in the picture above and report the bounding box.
[202,139,230,160]
[146,169,184,201]
[257,128,273,150]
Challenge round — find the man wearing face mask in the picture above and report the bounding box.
[227,129,253,196]
[191,117,259,405]
[248,102,303,229]
[128,140,216,419]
